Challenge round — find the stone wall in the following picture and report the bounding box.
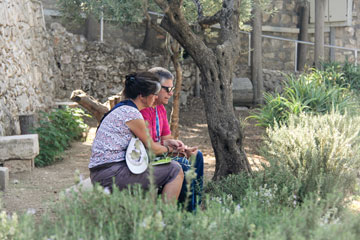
[0,0,60,136]
[49,23,198,104]
[50,22,289,106]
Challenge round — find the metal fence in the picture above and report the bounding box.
[240,30,359,72]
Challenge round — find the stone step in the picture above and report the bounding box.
[0,134,39,161]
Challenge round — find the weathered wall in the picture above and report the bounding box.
[49,23,197,103]
[50,22,288,106]
[0,0,60,136]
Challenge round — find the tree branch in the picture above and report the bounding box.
[218,0,241,42]
[143,1,167,35]
[153,0,170,14]
[198,10,222,27]
[192,0,204,20]
[153,0,212,66]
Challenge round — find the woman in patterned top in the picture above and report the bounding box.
[89,72,183,203]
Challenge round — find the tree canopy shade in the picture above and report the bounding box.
[58,0,258,179]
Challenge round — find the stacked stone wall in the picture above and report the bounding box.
[49,23,198,104]
[0,0,60,136]
[50,22,287,106]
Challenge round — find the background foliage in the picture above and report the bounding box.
[250,67,355,128]
[56,0,273,30]
[323,61,360,91]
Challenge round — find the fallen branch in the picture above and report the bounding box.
[70,90,109,123]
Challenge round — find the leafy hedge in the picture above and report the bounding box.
[32,107,89,167]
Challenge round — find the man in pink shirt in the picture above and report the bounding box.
[140,67,204,211]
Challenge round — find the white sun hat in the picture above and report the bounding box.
[126,137,149,174]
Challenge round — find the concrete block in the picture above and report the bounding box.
[0,167,9,191]
[3,159,33,173]
[232,77,253,106]
[0,134,39,160]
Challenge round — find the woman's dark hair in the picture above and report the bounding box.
[124,72,161,99]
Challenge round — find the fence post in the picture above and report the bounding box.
[294,42,298,72]
[248,34,251,66]
[100,11,104,42]
[355,50,358,66]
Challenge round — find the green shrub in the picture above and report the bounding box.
[0,210,19,240]
[6,183,360,240]
[32,107,89,167]
[250,68,354,128]
[261,112,360,204]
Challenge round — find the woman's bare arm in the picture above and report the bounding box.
[126,119,173,155]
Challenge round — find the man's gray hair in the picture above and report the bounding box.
[148,67,174,84]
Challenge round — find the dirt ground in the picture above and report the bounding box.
[1,97,266,217]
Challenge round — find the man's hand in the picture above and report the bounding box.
[163,139,197,158]
[184,146,198,159]
[163,139,185,152]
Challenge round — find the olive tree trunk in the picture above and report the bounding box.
[155,0,252,179]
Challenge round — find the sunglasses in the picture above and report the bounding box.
[161,86,175,93]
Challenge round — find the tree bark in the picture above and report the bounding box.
[251,0,264,105]
[315,0,325,69]
[155,0,252,180]
[298,1,309,71]
[169,41,182,139]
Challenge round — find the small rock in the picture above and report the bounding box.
[26,208,36,215]
[234,106,249,111]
